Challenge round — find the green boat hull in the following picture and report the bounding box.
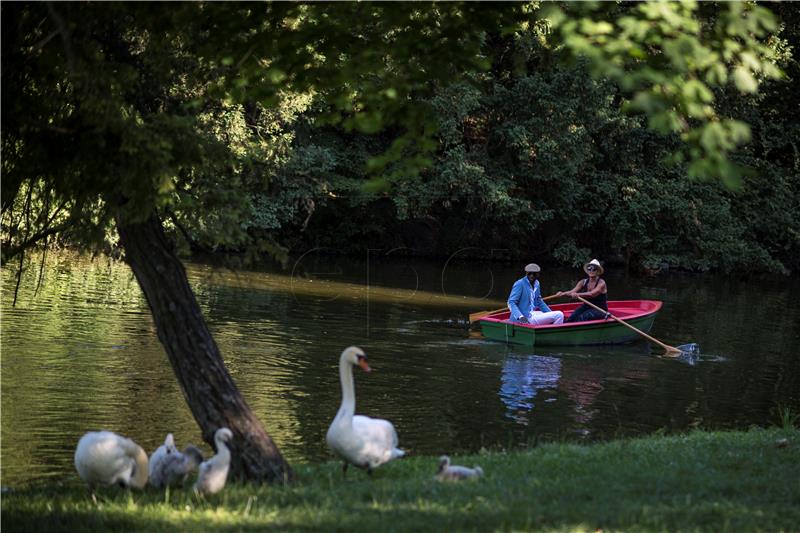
[478,300,661,347]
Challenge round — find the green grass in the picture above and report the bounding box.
[3,428,799,532]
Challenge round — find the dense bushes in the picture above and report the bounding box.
[252,40,798,275]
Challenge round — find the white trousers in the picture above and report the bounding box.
[529,310,564,325]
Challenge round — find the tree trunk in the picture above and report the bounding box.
[115,211,293,483]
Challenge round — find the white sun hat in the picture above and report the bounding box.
[583,259,604,275]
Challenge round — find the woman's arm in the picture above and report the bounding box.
[557,281,583,298]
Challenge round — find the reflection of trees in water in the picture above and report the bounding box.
[560,364,605,427]
[1,253,192,485]
[500,355,561,425]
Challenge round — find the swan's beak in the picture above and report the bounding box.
[358,358,372,372]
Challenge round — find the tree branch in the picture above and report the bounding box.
[166,210,198,251]
[46,2,76,75]
[2,223,71,265]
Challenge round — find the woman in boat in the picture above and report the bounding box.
[560,259,608,323]
[508,263,564,325]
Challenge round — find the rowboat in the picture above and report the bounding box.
[478,300,663,347]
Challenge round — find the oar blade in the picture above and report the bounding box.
[663,343,701,363]
[677,343,700,356]
[675,344,701,365]
[661,342,698,354]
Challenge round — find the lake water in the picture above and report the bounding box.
[2,251,798,487]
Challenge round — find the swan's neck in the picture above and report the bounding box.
[214,439,231,462]
[336,360,356,421]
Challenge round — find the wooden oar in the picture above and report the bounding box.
[468,294,558,324]
[574,296,684,357]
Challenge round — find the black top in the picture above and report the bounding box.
[581,278,608,311]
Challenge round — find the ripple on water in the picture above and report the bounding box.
[3,252,800,486]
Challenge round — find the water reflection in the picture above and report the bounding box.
[559,360,606,429]
[499,350,660,437]
[500,355,561,425]
[3,251,800,487]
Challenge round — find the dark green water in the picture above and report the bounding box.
[2,252,798,487]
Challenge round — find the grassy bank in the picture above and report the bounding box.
[3,428,799,532]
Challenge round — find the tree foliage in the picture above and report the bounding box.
[3,2,794,274]
[1,2,524,258]
[545,1,784,187]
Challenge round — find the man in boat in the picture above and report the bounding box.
[508,263,564,325]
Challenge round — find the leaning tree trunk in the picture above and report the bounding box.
[115,211,293,483]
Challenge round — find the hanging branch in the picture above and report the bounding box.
[3,222,71,265]
[34,184,53,297]
[2,194,70,265]
[2,181,21,251]
[12,183,34,307]
[33,236,49,298]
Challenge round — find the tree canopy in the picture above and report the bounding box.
[3,2,795,273]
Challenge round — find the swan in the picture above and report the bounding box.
[74,431,149,492]
[326,346,405,475]
[148,433,178,487]
[435,455,484,481]
[149,433,204,488]
[194,427,233,495]
[156,444,204,488]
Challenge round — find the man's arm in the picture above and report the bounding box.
[507,280,525,320]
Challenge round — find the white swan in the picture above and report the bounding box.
[194,427,233,495]
[74,431,149,492]
[148,433,178,487]
[326,346,405,475]
[435,455,484,481]
[149,433,204,489]
[157,444,204,488]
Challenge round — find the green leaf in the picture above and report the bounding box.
[361,176,389,193]
[539,4,566,27]
[733,67,758,93]
[353,111,384,134]
[266,68,287,84]
[726,120,751,144]
[705,63,728,85]
[682,80,714,104]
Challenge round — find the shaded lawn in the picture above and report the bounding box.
[3,428,799,532]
